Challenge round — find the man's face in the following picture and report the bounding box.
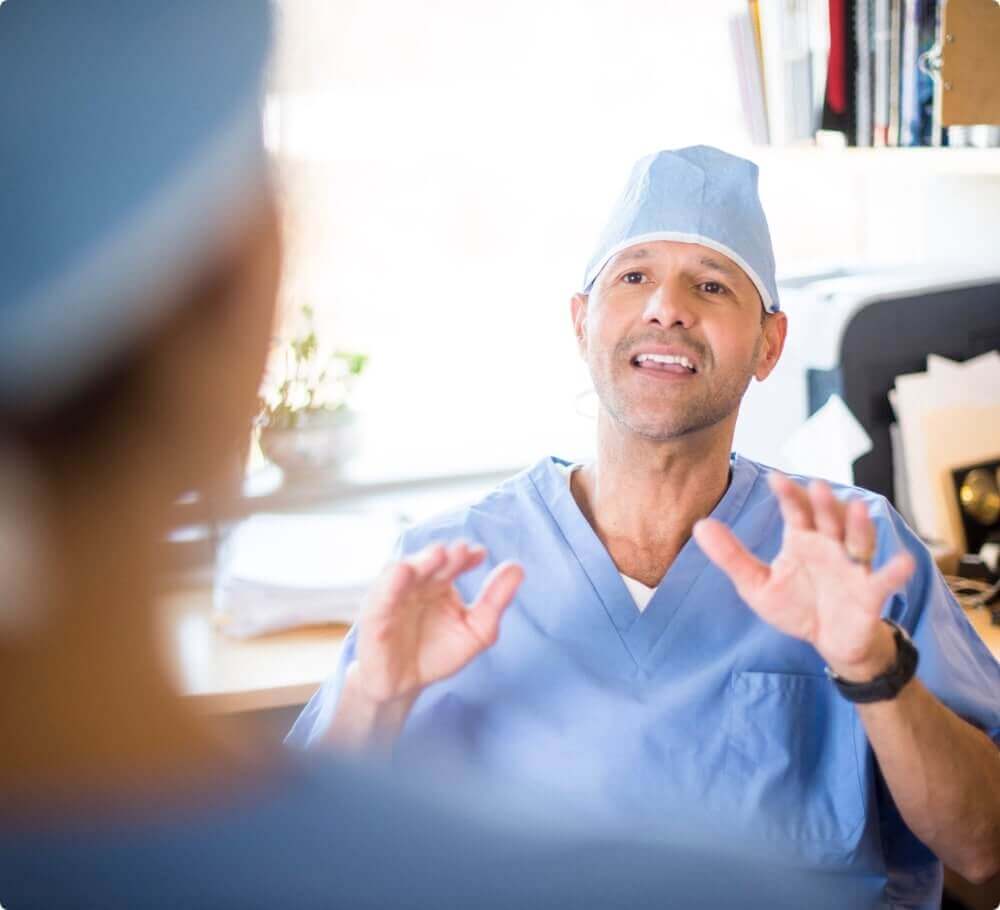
[571,240,786,442]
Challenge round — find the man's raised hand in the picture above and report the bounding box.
[693,473,915,681]
[356,541,524,705]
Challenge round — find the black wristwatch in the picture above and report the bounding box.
[826,619,919,704]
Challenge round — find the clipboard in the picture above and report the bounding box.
[938,0,1000,125]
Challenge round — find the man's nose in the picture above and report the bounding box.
[641,283,696,329]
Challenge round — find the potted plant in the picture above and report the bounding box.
[256,304,368,478]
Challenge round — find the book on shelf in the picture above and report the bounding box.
[730,9,770,145]
[887,0,902,145]
[872,0,891,146]
[854,0,876,146]
[759,0,816,145]
[822,0,858,142]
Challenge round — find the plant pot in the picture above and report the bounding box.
[259,408,358,478]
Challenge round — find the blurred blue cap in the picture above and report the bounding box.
[581,147,779,313]
[0,0,273,415]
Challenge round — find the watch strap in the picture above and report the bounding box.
[826,619,919,704]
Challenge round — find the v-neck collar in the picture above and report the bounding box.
[528,452,758,669]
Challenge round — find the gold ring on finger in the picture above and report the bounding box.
[845,547,874,569]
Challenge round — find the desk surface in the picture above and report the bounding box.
[164,586,1000,715]
[163,587,348,715]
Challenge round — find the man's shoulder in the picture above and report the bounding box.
[742,455,895,520]
[397,456,557,554]
[739,455,929,577]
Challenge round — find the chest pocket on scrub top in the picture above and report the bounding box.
[726,671,866,845]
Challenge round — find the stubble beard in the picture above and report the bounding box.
[592,334,763,443]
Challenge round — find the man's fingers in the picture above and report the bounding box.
[844,499,876,568]
[869,551,915,608]
[808,480,845,541]
[693,518,770,599]
[465,561,524,647]
[365,560,417,618]
[433,542,487,584]
[451,546,488,580]
[407,543,448,580]
[431,541,469,581]
[768,473,816,532]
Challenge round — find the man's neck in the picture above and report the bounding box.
[571,411,735,587]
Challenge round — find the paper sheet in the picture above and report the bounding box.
[779,393,873,485]
[926,351,1000,376]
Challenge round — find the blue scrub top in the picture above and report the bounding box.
[289,454,1000,910]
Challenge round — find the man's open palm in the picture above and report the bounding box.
[693,473,915,674]
[357,542,524,705]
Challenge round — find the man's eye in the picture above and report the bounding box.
[622,272,645,284]
[699,281,727,295]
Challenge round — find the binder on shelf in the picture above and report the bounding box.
[937,0,1000,125]
[873,0,891,145]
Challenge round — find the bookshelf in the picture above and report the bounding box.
[731,0,1000,150]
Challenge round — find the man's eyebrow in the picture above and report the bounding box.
[608,247,739,276]
[697,255,739,278]
[607,247,650,267]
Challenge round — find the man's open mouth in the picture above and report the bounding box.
[631,352,698,374]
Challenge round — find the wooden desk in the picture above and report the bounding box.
[164,586,1000,716]
[162,587,348,715]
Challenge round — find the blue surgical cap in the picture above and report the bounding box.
[0,0,273,416]
[581,147,779,313]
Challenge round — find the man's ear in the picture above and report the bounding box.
[754,310,788,381]
[570,293,588,355]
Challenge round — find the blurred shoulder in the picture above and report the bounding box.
[746,456,899,522]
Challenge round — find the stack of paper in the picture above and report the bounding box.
[890,352,1000,549]
[214,512,403,638]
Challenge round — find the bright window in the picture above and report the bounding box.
[267,1,762,482]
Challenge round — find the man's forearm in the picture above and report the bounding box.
[857,677,1000,883]
[323,662,418,753]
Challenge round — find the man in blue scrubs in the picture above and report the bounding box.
[289,147,1000,908]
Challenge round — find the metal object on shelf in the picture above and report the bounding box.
[959,467,1000,526]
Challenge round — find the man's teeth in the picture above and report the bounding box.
[635,353,696,372]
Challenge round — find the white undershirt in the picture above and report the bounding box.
[557,462,657,612]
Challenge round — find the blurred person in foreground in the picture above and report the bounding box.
[0,2,890,908]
